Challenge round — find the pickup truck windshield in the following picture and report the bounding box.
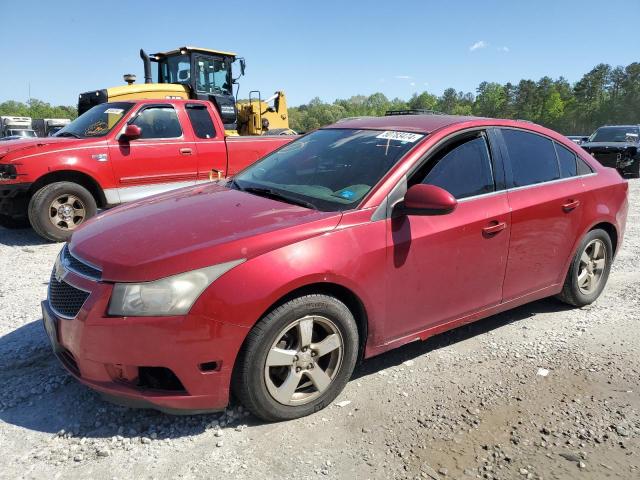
[590,126,640,143]
[56,102,134,138]
[233,128,424,211]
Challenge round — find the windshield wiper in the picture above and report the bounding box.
[56,131,82,139]
[228,178,244,191]
[243,187,317,210]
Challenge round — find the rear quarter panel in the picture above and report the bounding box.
[225,136,297,176]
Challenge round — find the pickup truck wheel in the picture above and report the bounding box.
[0,214,30,229]
[232,294,359,422]
[28,182,97,242]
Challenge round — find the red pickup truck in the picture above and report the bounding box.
[0,99,294,241]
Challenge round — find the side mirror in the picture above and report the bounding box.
[395,184,457,216]
[122,124,141,140]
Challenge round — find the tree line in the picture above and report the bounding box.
[1,61,638,135]
[0,99,77,121]
[288,62,640,135]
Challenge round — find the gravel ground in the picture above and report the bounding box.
[0,182,638,480]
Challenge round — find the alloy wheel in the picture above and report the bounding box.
[577,239,606,294]
[264,315,343,406]
[49,194,86,231]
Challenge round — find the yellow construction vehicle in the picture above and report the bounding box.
[78,47,293,136]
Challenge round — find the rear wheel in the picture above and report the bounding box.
[557,229,612,307]
[28,182,97,242]
[232,294,359,422]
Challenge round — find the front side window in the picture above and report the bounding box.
[132,107,182,139]
[55,102,134,138]
[502,129,560,187]
[195,56,232,95]
[233,128,424,211]
[419,135,495,199]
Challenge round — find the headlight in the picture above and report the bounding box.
[108,259,245,316]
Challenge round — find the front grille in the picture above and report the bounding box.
[62,245,101,280]
[48,271,90,318]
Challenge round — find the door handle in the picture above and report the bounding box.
[482,221,507,236]
[562,199,580,212]
[180,148,193,155]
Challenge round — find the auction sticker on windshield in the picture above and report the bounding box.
[104,108,124,115]
[376,131,424,142]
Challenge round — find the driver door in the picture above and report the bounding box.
[108,104,198,203]
[384,131,511,341]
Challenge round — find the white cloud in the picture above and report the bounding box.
[469,40,488,52]
[498,46,510,53]
[410,82,416,86]
[394,75,413,80]
[423,82,429,86]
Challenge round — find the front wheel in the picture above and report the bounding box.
[232,294,359,422]
[556,229,613,307]
[28,182,97,242]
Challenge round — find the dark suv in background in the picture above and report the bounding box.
[581,125,640,178]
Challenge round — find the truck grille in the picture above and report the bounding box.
[62,245,101,280]
[48,271,90,318]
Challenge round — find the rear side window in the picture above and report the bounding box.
[186,105,216,139]
[502,129,559,187]
[132,106,182,139]
[577,156,594,175]
[420,135,495,199]
[554,142,577,178]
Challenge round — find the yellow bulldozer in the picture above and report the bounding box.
[78,46,294,136]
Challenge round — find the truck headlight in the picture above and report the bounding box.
[108,259,244,316]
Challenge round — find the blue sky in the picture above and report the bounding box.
[2,0,638,107]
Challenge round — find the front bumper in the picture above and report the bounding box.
[0,181,31,216]
[42,269,249,414]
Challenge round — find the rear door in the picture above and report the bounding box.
[108,104,198,202]
[384,129,511,341]
[184,103,228,182]
[498,129,586,300]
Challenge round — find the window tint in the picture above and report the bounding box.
[186,105,216,138]
[132,107,182,139]
[555,142,577,178]
[421,136,495,199]
[502,129,560,187]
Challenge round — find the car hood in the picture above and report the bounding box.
[0,137,99,161]
[581,141,638,153]
[70,183,342,282]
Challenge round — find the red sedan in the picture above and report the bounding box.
[43,114,628,421]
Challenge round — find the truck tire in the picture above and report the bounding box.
[0,214,30,229]
[28,182,97,242]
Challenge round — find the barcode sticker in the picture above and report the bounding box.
[376,131,424,143]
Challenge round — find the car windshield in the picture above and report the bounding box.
[55,102,134,138]
[232,128,425,211]
[590,126,640,143]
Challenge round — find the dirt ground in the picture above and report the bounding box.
[0,181,638,480]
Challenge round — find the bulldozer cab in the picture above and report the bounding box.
[148,46,245,129]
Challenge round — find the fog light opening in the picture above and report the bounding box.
[137,367,186,392]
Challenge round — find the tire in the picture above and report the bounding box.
[556,229,613,307]
[28,182,97,242]
[0,214,30,229]
[232,294,359,422]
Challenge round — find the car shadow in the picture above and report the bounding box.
[0,226,51,247]
[0,297,574,440]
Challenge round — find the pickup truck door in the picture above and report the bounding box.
[184,103,228,182]
[107,104,198,203]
